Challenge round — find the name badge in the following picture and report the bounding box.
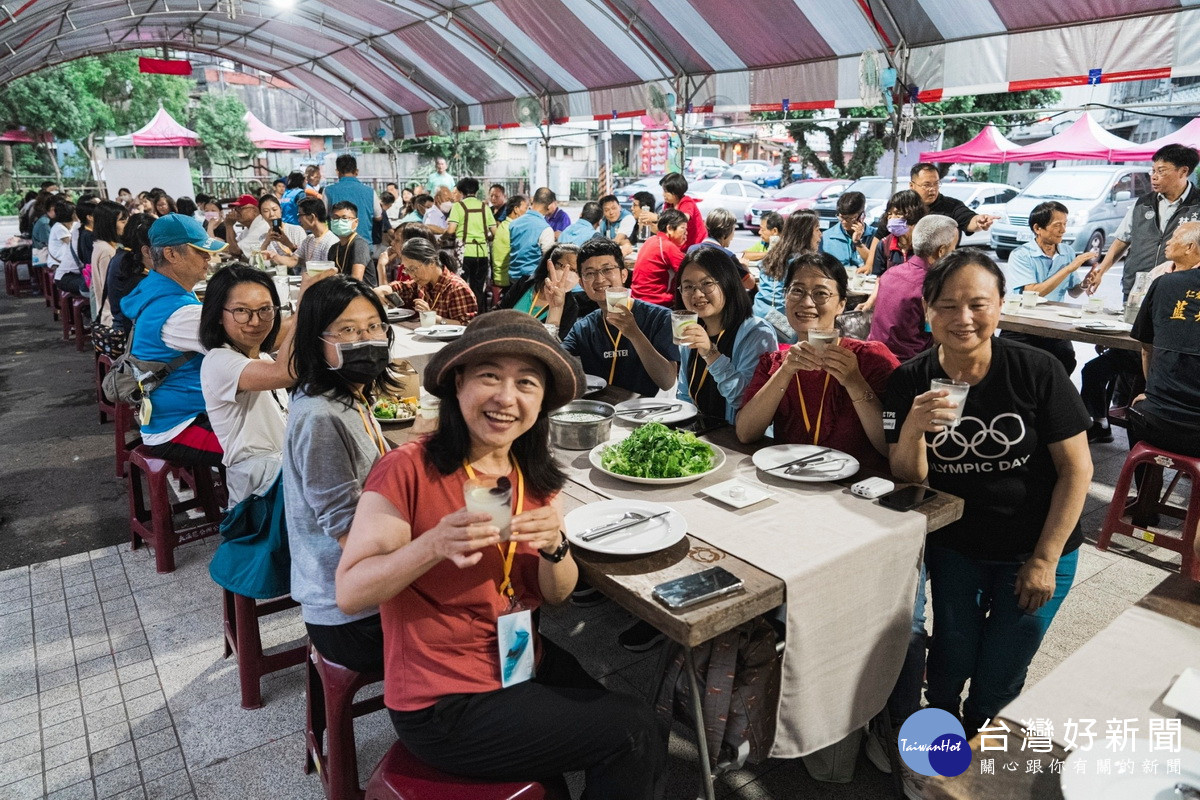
[1145,210,1155,220]
[497,609,534,688]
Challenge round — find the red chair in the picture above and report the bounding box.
[112,403,141,477]
[3,260,31,296]
[39,266,54,307]
[1096,441,1200,580]
[304,646,386,800]
[364,742,570,800]
[72,296,90,351]
[125,446,223,573]
[58,290,72,336]
[221,590,307,710]
[96,354,115,425]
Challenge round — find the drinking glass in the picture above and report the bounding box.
[931,378,970,428]
[671,311,698,345]
[464,476,513,541]
[1020,290,1039,309]
[605,288,632,312]
[807,328,837,353]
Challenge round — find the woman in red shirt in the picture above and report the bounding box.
[336,311,665,798]
[630,208,687,306]
[736,251,898,471]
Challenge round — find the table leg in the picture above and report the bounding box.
[684,646,717,800]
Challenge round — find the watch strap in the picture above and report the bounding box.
[539,532,570,563]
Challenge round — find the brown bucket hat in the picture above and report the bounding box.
[423,310,586,410]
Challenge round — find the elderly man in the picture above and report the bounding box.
[1084,144,1200,298]
[488,183,509,222]
[867,214,958,362]
[120,214,228,467]
[598,194,635,254]
[425,157,456,194]
[883,163,997,241]
[222,194,269,258]
[999,200,1095,374]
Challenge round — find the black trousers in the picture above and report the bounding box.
[998,330,1077,375]
[55,271,88,297]
[461,256,490,310]
[390,638,666,800]
[1129,404,1200,459]
[305,613,385,674]
[1079,348,1143,419]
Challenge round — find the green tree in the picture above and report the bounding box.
[190,92,257,172]
[394,131,494,177]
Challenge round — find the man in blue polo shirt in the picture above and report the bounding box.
[1000,200,1094,373]
[324,154,382,245]
[562,238,678,396]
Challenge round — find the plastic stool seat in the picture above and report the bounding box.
[364,742,570,800]
[1096,440,1200,580]
[125,446,223,573]
[221,590,306,710]
[304,647,386,800]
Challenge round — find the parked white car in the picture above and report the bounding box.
[937,182,1020,247]
[687,179,769,227]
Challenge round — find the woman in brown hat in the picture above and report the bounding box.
[335,310,665,797]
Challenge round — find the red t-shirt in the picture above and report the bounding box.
[630,232,685,306]
[669,195,708,249]
[741,339,898,472]
[363,442,551,711]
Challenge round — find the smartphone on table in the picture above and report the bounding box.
[878,485,939,512]
[653,567,744,610]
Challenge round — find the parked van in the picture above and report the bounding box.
[990,165,1151,260]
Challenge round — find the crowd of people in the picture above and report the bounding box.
[33,141,1199,798]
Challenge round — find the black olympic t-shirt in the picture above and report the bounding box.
[562,299,678,397]
[882,337,1090,560]
[1132,268,1200,427]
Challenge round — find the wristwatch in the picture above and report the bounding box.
[539,532,571,563]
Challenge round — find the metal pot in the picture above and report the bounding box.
[549,400,615,450]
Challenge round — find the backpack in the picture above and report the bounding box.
[101,331,198,407]
[654,616,781,771]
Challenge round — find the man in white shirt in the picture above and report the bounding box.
[222,194,270,258]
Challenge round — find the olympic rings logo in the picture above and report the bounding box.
[929,413,1027,462]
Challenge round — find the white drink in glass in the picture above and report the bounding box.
[464,477,513,540]
[420,310,438,328]
[931,378,970,428]
[807,328,837,353]
[605,288,632,313]
[1020,290,1039,309]
[671,311,698,345]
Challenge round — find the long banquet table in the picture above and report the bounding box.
[998,301,1140,351]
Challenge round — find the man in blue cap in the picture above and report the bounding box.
[120,214,228,467]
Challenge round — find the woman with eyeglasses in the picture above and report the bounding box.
[500,243,581,339]
[282,274,394,672]
[754,210,822,345]
[376,237,478,326]
[199,264,325,505]
[674,247,776,423]
[736,252,898,471]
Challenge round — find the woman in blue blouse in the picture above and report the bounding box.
[675,247,776,423]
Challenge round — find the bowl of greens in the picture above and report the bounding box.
[589,422,724,485]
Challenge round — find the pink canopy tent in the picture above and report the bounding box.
[244,111,309,151]
[1008,113,1138,163]
[131,108,200,147]
[0,129,52,143]
[920,124,1021,164]
[1109,118,1200,161]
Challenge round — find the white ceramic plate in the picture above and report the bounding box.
[613,398,698,425]
[415,324,466,340]
[1061,740,1200,799]
[1074,320,1132,334]
[701,479,771,509]
[564,499,687,556]
[588,442,725,485]
[751,444,860,483]
[386,307,417,321]
[585,375,607,393]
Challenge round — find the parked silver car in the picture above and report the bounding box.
[990,166,1151,259]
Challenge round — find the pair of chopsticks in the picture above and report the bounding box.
[765,448,833,473]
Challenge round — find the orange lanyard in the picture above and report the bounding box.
[463,458,526,599]
[688,329,724,396]
[353,396,388,456]
[528,289,549,320]
[795,373,832,446]
[602,323,623,384]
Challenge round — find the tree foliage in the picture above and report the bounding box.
[393,131,494,177]
[760,89,1061,180]
[190,92,257,171]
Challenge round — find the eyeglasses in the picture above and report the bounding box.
[580,266,622,283]
[321,322,390,342]
[912,181,940,190]
[224,305,280,323]
[1151,166,1181,177]
[785,286,836,304]
[680,280,720,296]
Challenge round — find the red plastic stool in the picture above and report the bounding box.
[58,289,72,332]
[304,646,387,800]
[1097,441,1200,580]
[125,446,223,573]
[364,742,570,800]
[72,297,90,351]
[3,260,27,295]
[221,590,307,710]
[39,266,54,306]
[112,403,141,477]
[96,354,115,425]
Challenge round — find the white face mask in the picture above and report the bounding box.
[438,202,453,214]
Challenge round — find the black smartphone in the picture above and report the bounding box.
[386,292,403,309]
[652,567,744,610]
[271,218,283,231]
[878,485,939,512]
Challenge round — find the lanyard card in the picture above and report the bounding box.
[497,608,534,688]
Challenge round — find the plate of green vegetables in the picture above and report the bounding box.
[588,422,724,485]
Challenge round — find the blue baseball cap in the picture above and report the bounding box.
[148,213,227,253]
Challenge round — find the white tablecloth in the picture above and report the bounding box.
[389,325,447,377]
[557,439,927,757]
